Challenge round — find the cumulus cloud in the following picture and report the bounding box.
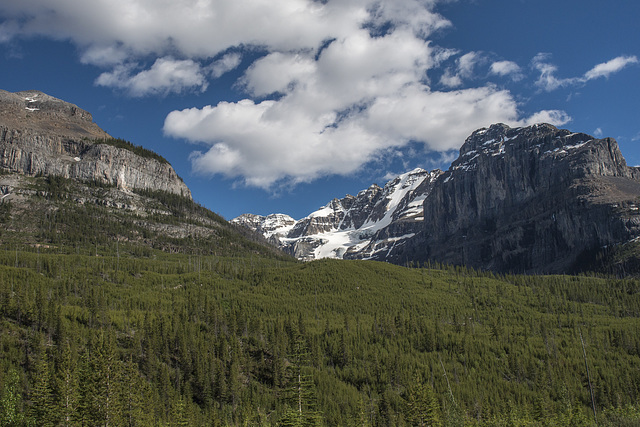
[95,57,208,96]
[490,60,522,80]
[457,52,480,79]
[165,85,530,188]
[0,0,444,58]
[519,110,571,127]
[1,0,591,189]
[165,57,569,189]
[439,70,462,88]
[439,51,482,88]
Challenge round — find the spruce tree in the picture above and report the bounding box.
[55,341,80,426]
[0,367,24,427]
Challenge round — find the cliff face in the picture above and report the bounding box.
[388,123,640,273]
[0,90,191,197]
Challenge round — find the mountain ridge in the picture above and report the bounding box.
[233,167,442,261]
[0,89,191,197]
[235,123,640,274]
[0,89,286,260]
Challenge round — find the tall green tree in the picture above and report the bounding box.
[55,341,80,426]
[28,351,56,426]
[404,373,441,427]
[0,367,24,427]
[86,331,124,426]
[280,336,323,427]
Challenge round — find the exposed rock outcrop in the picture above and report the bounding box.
[387,123,640,273]
[0,90,191,197]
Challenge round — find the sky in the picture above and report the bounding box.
[0,0,638,220]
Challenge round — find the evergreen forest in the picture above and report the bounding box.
[0,175,639,426]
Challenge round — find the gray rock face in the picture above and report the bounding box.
[0,90,191,198]
[387,123,640,273]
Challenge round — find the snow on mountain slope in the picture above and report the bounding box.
[232,168,442,261]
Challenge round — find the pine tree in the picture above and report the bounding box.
[86,331,124,426]
[28,351,56,426]
[404,373,442,427]
[121,357,153,427]
[55,341,80,427]
[170,396,190,427]
[280,335,323,426]
[0,367,25,426]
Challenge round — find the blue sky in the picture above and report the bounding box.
[1,0,638,220]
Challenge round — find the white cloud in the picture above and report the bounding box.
[593,127,603,138]
[439,69,462,88]
[534,53,638,92]
[490,60,522,80]
[457,52,480,79]
[165,73,566,188]
[532,53,574,91]
[520,110,571,127]
[584,55,638,80]
[208,52,242,78]
[241,52,316,97]
[96,57,208,96]
[0,0,444,58]
[2,0,588,189]
[80,45,129,66]
[439,51,482,88]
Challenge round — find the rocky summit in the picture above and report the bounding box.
[237,123,640,274]
[0,89,190,197]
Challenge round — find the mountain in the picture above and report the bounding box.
[387,123,640,274]
[0,89,190,197]
[232,168,442,260]
[0,89,286,259]
[236,123,640,274]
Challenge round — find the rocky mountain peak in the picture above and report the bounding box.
[385,123,640,273]
[234,167,442,261]
[0,89,190,197]
[0,89,109,140]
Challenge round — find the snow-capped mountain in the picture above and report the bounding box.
[232,168,442,261]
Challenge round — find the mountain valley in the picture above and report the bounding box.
[0,90,639,426]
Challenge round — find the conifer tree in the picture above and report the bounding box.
[280,335,323,426]
[28,350,56,426]
[55,341,80,426]
[0,367,24,426]
[404,373,442,427]
[87,331,124,426]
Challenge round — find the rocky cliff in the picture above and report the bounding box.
[387,123,640,273]
[0,90,190,197]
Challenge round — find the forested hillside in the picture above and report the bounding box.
[1,243,639,425]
